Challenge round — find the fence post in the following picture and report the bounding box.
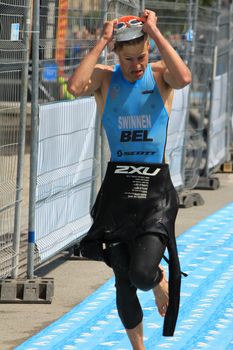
[230,3,233,147]
[12,0,31,279]
[203,0,221,179]
[28,0,40,279]
[185,0,194,64]
[226,2,233,160]
[178,0,205,208]
[91,110,101,209]
[141,0,145,12]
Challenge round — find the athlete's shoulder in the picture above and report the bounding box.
[91,64,115,98]
[94,64,114,76]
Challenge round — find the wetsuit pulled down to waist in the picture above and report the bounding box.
[87,161,179,244]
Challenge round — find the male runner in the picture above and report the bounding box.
[68,9,191,350]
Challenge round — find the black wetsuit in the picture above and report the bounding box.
[80,162,181,336]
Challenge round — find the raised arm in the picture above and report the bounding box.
[142,9,192,89]
[68,20,115,97]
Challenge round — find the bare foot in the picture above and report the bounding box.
[153,266,169,317]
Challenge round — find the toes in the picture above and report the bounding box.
[160,304,168,317]
[156,301,168,317]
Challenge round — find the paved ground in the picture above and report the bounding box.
[15,201,233,350]
[0,172,232,350]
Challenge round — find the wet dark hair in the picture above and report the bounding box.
[114,33,148,52]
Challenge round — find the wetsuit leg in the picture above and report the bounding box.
[107,242,143,330]
[128,234,167,291]
[107,234,167,330]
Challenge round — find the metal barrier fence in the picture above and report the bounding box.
[0,0,232,284]
[0,0,31,279]
[35,98,97,262]
[145,0,203,200]
[196,1,233,189]
[166,86,191,191]
[185,2,220,190]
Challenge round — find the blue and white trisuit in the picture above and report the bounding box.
[80,63,183,337]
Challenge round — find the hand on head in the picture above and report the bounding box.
[141,9,158,36]
[101,10,158,45]
[102,19,118,43]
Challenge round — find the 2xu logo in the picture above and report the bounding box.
[114,165,161,176]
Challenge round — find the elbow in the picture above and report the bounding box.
[184,71,192,85]
[67,78,84,97]
[175,71,192,89]
[181,70,192,87]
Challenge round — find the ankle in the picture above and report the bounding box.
[126,322,145,350]
[132,345,146,350]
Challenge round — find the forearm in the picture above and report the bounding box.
[68,37,108,95]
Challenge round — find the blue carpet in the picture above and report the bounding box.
[16,202,233,350]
